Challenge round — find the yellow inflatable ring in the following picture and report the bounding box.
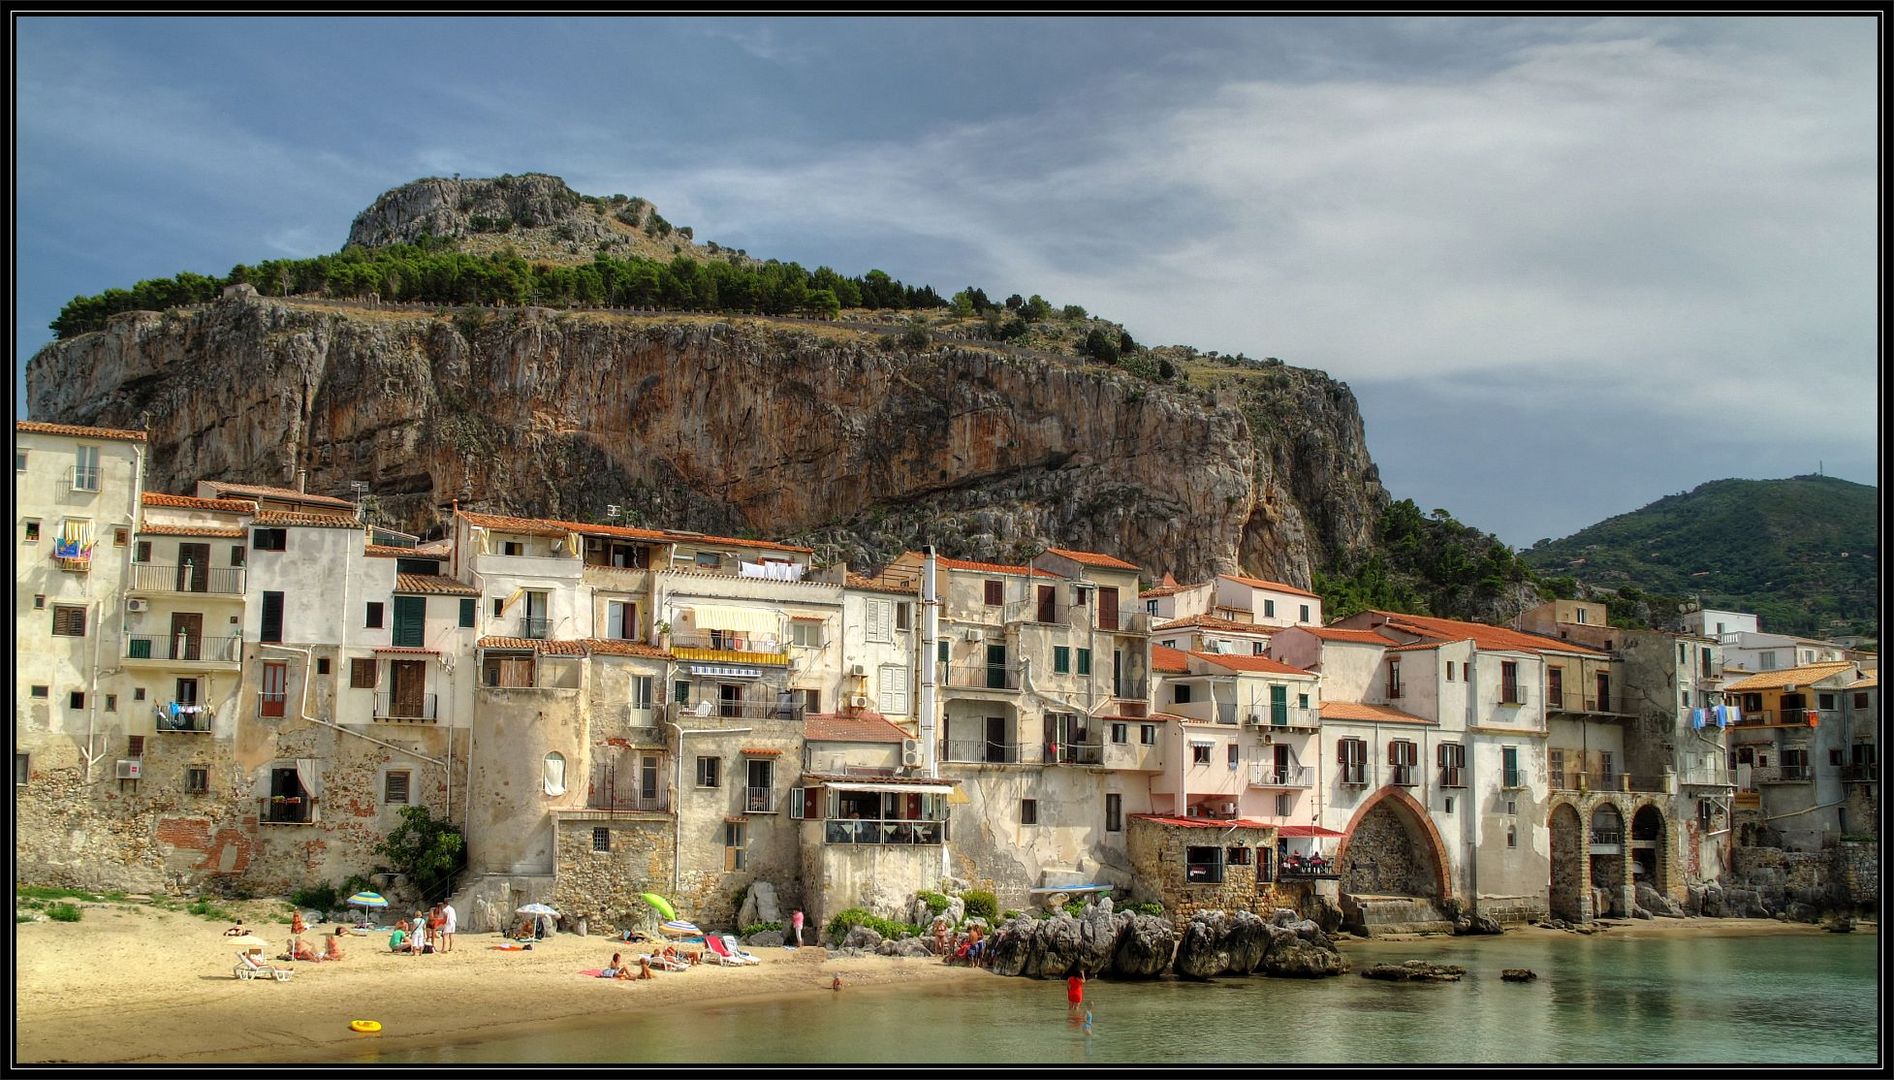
[350,1020,382,1033]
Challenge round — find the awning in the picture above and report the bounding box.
[689,664,763,679]
[1275,825,1345,838]
[1188,738,1217,747]
[821,781,955,795]
[686,605,780,636]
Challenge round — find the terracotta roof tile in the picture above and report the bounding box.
[1219,574,1321,600]
[1139,581,1208,599]
[202,481,357,510]
[846,572,920,595]
[459,511,811,553]
[1385,641,1443,653]
[740,747,784,756]
[142,492,258,512]
[906,552,1062,578]
[477,636,586,655]
[1192,652,1311,676]
[16,420,146,443]
[1360,611,1607,658]
[253,509,363,529]
[136,524,248,538]
[1299,627,1394,644]
[1043,547,1142,571]
[804,711,911,743]
[579,638,672,660]
[1154,614,1272,634]
[1130,815,1276,830]
[366,544,432,558]
[373,647,438,656]
[1319,701,1436,725]
[800,772,956,786]
[393,573,479,596]
[1152,645,1192,674]
[1723,662,1858,693]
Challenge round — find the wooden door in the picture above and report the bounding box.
[391,660,426,718]
[171,612,203,660]
[260,661,288,717]
[1098,587,1119,630]
[177,543,210,592]
[1036,585,1056,623]
[985,716,1008,763]
[985,644,1008,688]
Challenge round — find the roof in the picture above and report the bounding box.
[459,510,810,553]
[201,481,357,510]
[1129,815,1276,830]
[136,524,248,538]
[1723,662,1859,693]
[799,772,955,787]
[373,647,438,656]
[16,420,146,443]
[1139,581,1207,599]
[579,638,672,660]
[1151,645,1192,674]
[393,573,479,596]
[252,509,364,529]
[365,544,435,559]
[739,747,784,756]
[477,636,587,655]
[1155,614,1272,634]
[1385,641,1445,653]
[1319,701,1436,725]
[1219,574,1321,600]
[1192,652,1311,676]
[1358,611,1607,658]
[1275,825,1346,838]
[1298,626,1393,645]
[846,572,919,595]
[142,492,258,512]
[805,711,911,743]
[1846,676,1878,690]
[910,552,1061,578]
[1043,547,1142,572]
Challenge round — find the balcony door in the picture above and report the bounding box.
[176,543,210,592]
[171,612,203,660]
[985,644,1009,689]
[985,715,1009,763]
[1270,684,1288,725]
[390,660,426,718]
[260,661,288,717]
[1274,743,1292,781]
[1036,585,1056,623]
[1098,587,1118,630]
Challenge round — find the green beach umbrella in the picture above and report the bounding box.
[641,892,676,920]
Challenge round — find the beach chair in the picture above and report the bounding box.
[645,952,689,972]
[700,935,744,967]
[718,934,762,965]
[234,951,294,982]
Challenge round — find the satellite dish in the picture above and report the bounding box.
[694,700,713,718]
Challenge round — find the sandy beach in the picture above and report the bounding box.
[14,900,992,1064]
[16,900,1870,1064]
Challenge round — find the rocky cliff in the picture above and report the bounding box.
[26,288,1386,584]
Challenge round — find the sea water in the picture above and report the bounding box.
[359,930,1879,1064]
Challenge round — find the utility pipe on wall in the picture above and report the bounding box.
[665,720,753,898]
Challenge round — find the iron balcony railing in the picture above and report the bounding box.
[127,563,246,594]
[258,796,314,824]
[375,693,439,721]
[1185,862,1225,885]
[155,703,213,732]
[1500,684,1529,705]
[1753,764,1813,784]
[1096,611,1151,635]
[1840,764,1878,783]
[943,739,1032,765]
[1439,766,1467,788]
[1582,697,1617,714]
[1249,764,1313,788]
[1590,828,1624,846]
[744,786,774,812]
[823,818,947,845]
[942,662,1022,691]
[522,617,551,640]
[69,464,101,492]
[1003,598,1070,625]
[1045,740,1103,766]
[582,793,671,813]
[685,700,806,722]
[1389,764,1418,787]
[125,634,243,662]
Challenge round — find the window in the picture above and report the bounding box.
[1020,798,1038,825]
[1192,743,1212,765]
[492,598,505,618]
[1174,684,1193,704]
[937,639,949,663]
[105,694,117,712]
[503,541,525,557]
[1252,642,1267,655]
[384,770,411,804]
[1547,666,1563,707]
[1444,795,1455,814]
[134,540,151,562]
[1227,743,1240,769]
[1502,746,1520,788]
[1855,692,1870,710]
[631,676,654,710]
[1300,604,1310,623]
[696,756,720,788]
[1500,661,1522,704]
[15,754,27,785]
[317,658,330,675]
[866,599,895,643]
[791,621,822,648]
[984,580,1003,606]
[1275,793,1292,816]
[1111,723,1128,744]
[1818,693,1836,712]
[186,767,209,794]
[877,663,910,715]
[260,591,284,643]
[1053,647,1071,674]
[366,602,385,629]
[1140,724,1156,745]
[458,598,476,628]
[351,659,378,688]
[1438,742,1466,787]
[1574,607,1588,625]
[724,822,747,870]
[30,685,49,698]
[14,450,25,472]
[69,690,86,710]
[1759,650,1777,670]
[128,735,145,757]
[1146,600,1158,615]
[895,602,912,632]
[593,827,611,852]
[542,752,567,796]
[1227,846,1252,866]
[1337,738,1368,784]
[1106,793,1122,832]
[1506,825,1517,848]
[72,445,101,491]
[133,687,145,701]
[52,605,87,636]
[1446,661,1455,682]
[797,688,820,714]
[1830,747,1845,767]
[110,529,132,550]
[675,680,691,705]
[252,528,287,551]
[1386,658,1402,698]
[606,600,638,640]
[693,551,721,569]
[1264,599,1275,618]
[1388,739,1417,784]
[23,519,41,543]
[1077,649,1091,676]
[1162,640,1177,649]
[34,595,45,609]
[1185,846,1223,884]
[1299,694,1310,710]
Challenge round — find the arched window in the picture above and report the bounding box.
[543,752,567,796]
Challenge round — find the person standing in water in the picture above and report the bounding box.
[1067,969,1086,1012]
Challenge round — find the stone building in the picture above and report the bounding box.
[1724,661,1875,851]
[1126,815,1282,921]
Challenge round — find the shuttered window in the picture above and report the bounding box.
[384,771,410,804]
[392,596,426,647]
[984,580,1003,606]
[52,605,87,636]
[878,663,910,715]
[865,599,892,643]
[260,591,285,643]
[351,658,378,688]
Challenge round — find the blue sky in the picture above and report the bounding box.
[14,15,1880,548]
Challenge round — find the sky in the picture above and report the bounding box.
[13,15,1881,548]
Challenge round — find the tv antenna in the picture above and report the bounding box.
[605,503,623,522]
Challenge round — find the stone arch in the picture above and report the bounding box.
[1334,786,1452,902]
[1588,801,1628,916]
[1630,802,1667,895]
[1548,800,1587,922]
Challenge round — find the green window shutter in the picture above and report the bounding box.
[1054,647,1070,674]
[1077,649,1091,676]
[459,598,476,628]
[675,680,691,704]
[937,639,949,663]
[392,596,427,648]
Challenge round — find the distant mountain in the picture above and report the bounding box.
[1520,476,1879,638]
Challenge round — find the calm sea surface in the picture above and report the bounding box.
[360,931,1879,1065]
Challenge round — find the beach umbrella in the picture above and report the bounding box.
[640,892,677,921]
[229,934,271,949]
[346,891,388,909]
[516,903,560,917]
[659,920,702,937]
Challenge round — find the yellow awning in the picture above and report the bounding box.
[687,605,780,637]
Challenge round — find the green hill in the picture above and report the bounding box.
[1520,476,1879,637]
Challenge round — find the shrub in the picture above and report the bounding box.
[1129,901,1165,918]
[960,890,998,922]
[47,903,83,922]
[1001,910,1022,921]
[825,907,921,943]
[374,805,466,903]
[1063,899,1090,917]
[290,884,339,913]
[18,885,103,903]
[740,922,783,937]
[916,890,951,917]
[186,897,234,922]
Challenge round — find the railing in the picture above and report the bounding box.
[521,617,550,640]
[1003,598,1070,625]
[1185,862,1224,885]
[257,691,288,717]
[1386,684,1403,700]
[823,818,946,845]
[1753,765,1812,784]
[1046,741,1104,766]
[258,796,314,824]
[1439,767,1466,788]
[1553,771,1670,793]
[1114,700,1148,719]
[1500,685,1528,705]
[1264,708,1320,730]
[375,693,439,721]
[1546,690,1566,710]
[582,793,671,813]
[127,563,246,594]
[1590,828,1624,846]
[942,662,1021,690]
[1097,611,1150,634]
[1732,710,1821,727]
[155,704,212,732]
[1216,702,1237,724]
[685,700,807,722]
[125,634,243,662]
[1389,764,1417,787]
[1501,769,1524,789]
[1840,764,1878,783]
[1582,697,1618,714]
[1339,766,1369,787]
[69,464,101,492]
[744,786,774,812]
[1249,764,1312,788]
[1678,766,1734,786]
[1279,862,1338,879]
[943,739,1029,765]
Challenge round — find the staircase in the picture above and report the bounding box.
[1344,894,1455,935]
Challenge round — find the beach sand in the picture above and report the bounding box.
[15,901,991,1064]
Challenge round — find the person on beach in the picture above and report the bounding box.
[830,976,843,991]
[602,952,626,978]
[637,956,655,979]
[428,904,445,951]
[441,901,457,953]
[410,913,429,954]
[789,909,804,948]
[931,917,950,955]
[1067,970,1086,1011]
[388,920,409,952]
[323,927,346,961]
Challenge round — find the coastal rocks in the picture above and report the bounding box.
[1111,914,1177,979]
[1076,897,1119,974]
[1175,910,1272,979]
[841,926,883,950]
[1825,916,1856,933]
[1786,902,1819,924]
[1259,924,1347,978]
[1027,915,1085,978]
[1635,884,1685,919]
[1361,961,1466,983]
[736,882,781,930]
[746,930,785,948]
[986,917,1035,978]
[1453,914,1505,935]
[1501,969,1538,982]
[876,937,934,958]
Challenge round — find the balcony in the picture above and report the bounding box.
[1339,767,1369,787]
[1581,697,1620,715]
[125,634,243,664]
[1678,765,1735,787]
[942,662,1021,691]
[1590,828,1624,847]
[1439,767,1467,789]
[822,817,947,845]
[1840,764,1878,783]
[1388,764,1418,787]
[1098,611,1151,635]
[1731,710,1822,728]
[683,700,806,723]
[1753,765,1812,784]
[1047,740,1104,766]
[670,630,790,666]
[1501,770,1525,789]
[1260,708,1320,732]
[155,703,212,732]
[1003,597,1072,626]
[744,787,776,813]
[521,616,551,640]
[258,796,314,825]
[571,794,671,815]
[127,563,246,595]
[944,739,1030,766]
[1499,685,1529,706]
[1248,764,1312,788]
[374,693,439,722]
[69,464,101,492]
[1553,771,1672,794]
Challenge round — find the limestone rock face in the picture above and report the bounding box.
[1174,910,1271,979]
[1110,913,1176,978]
[346,174,615,249]
[841,925,883,950]
[1075,899,1120,975]
[1634,884,1684,920]
[745,930,785,947]
[1259,924,1347,978]
[737,882,781,929]
[27,294,1386,587]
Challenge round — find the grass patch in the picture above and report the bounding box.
[186,897,237,922]
[16,914,34,923]
[46,903,83,923]
[18,885,106,903]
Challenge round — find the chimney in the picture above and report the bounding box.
[296,468,308,493]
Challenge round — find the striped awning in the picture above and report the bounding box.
[686,605,779,636]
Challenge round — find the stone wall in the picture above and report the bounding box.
[551,815,674,932]
[1342,801,1438,897]
[1126,819,1280,921]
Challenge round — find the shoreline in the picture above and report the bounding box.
[14,903,1873,1064]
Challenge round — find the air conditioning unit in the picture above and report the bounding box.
[901,739,923,767]
[1244,714,1262,727]
[1220,801,1238,816]
[849,693,870,710]
[115,759,142,780]
[127,598,148,613]
[962,629,982,642]
[849,664,867,678]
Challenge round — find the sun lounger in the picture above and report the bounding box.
[234,951,294,981]
[645,952,688,972]
[701,935,745,967]
[718,934,762,965]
